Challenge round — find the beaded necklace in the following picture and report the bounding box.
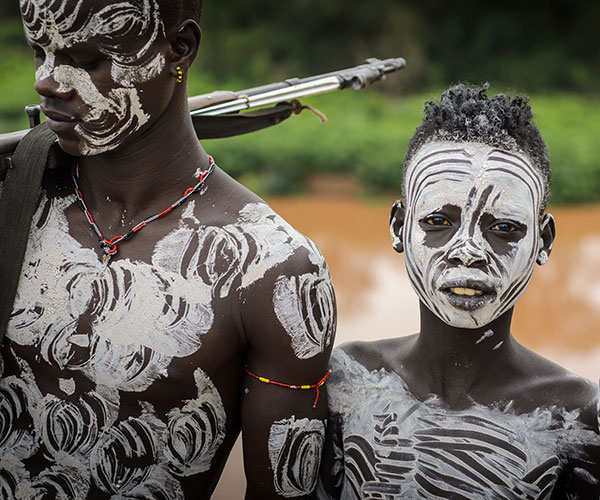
[72,156,216,265]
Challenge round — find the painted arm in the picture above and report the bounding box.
[550,442,600,498]
[551,390,600,499]
[240,244,336,499]
[314,412,345,500]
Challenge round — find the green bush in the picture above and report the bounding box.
[202,90,600,204]
[1,27,598,205]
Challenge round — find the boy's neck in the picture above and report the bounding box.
[406,303,519,407]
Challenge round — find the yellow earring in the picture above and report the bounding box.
[176,66,183,83]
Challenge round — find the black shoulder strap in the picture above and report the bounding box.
[0,123,56,348]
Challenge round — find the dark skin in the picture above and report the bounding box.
[331,304,600,499]
[3,1,333,498]
[317,191,598,499]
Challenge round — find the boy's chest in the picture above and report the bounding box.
[6,193,249,389]
[337,393,568,499]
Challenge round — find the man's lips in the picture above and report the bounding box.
[41,108,79,123]
[42,108,80,134]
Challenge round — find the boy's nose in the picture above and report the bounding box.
[447,239,488,267]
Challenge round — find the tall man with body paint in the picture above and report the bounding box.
[0,1,336,498]
[317,85,600,499]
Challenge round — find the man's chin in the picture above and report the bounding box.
[56,136,121,157]
[54,136,86,157]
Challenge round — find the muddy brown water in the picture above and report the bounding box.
[213,195,600,499]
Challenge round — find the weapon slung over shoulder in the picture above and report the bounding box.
[0,57,406,178]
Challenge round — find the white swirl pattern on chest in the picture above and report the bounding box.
[1,193,321,497]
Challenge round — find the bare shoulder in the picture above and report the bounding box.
[205,168,337,368]
[512,344,599,429]
[336,335,418,373]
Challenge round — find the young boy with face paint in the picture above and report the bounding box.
[1,1,335,498]
[316,84,600,499]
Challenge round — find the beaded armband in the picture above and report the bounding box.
[245,367,331,408]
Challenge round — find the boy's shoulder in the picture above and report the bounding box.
[509,344,599,429]
[332,336,417,375]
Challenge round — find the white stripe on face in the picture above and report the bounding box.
[403,141,544,328]
[21,0,166,155]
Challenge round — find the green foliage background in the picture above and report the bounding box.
[1,0,599,204]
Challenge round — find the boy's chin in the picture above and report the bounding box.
[431,303,500,330]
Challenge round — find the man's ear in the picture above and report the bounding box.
[169,20,202,77]
[389,200,406,253]
[537,213,556,266]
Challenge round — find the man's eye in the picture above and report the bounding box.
[423,215,451,226]
[32,47,46,61]
[489,221,518,233]
[71,57,100,70]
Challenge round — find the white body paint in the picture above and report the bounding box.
[475,328,494,344]
[1,188,324,496]
[402,141,546,328]
[320,349,600,499]
[268,416,326,498]
[164,369,226,476]
[273,240,335,359]
[20,0,166,155]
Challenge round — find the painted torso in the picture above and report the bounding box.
[0,174,330,499]
[321,348,599,500]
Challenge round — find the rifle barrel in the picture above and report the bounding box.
[192,57,406,116]
[191,77,341,116]
[0,57,406,157]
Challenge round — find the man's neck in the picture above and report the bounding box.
[75,98,208,217]
[405,303,519,407]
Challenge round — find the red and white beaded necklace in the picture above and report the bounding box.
[72,156,216,264]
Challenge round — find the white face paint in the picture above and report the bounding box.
[268,416,326,498]
[401,141,546,328]
[20,0,166,155]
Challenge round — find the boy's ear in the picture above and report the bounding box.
[536,213,556,266]
[389,200,406,253]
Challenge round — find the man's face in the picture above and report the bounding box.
[20,0,169,156]
[401,141,546,329]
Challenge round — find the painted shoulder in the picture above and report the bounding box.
[335,336,417,373]
[327,338,418,399]
[179,167,330,291]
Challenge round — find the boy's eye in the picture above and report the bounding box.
[423,215,451,226]
[489,221,519,233]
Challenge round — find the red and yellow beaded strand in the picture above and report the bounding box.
[72,156,216,264]
[245,367,331,408]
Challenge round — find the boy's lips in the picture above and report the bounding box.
[439,280,497,311]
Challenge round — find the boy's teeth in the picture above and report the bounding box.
[450,287,483,296]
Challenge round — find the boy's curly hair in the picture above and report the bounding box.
[404,83,550,210]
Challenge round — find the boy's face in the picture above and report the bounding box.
[20,0,169,156]
[402,141,546,329]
